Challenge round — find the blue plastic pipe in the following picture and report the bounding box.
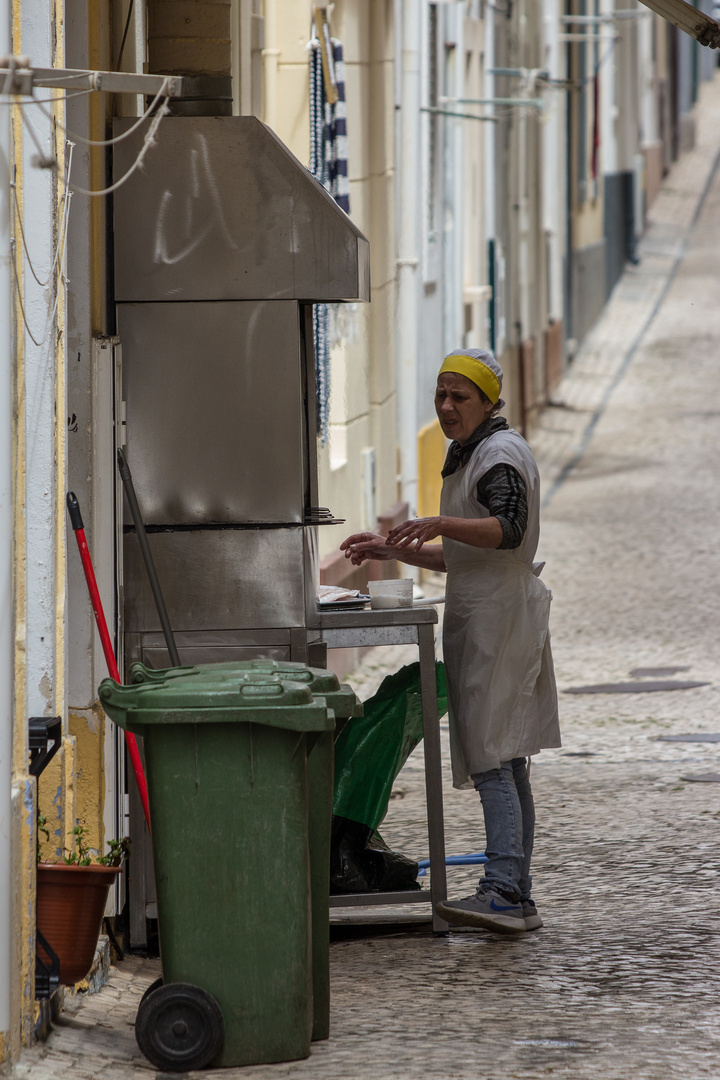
[417,853,487,877]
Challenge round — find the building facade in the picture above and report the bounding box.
[0,0,716,1061]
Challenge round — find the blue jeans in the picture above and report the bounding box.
[471,758,535,902]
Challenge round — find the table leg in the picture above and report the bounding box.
[418,624,448,933]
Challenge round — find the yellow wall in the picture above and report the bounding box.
[11,779,36,1052]
[68,710,105,854]
[572,190,604,251]
[417,418,446,519]
[37,737,79,863]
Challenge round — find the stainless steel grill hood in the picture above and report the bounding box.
[113,116,370,304]
[113,114,371,946]
[113,115,369,658]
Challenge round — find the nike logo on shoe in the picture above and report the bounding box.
[489,898,519,912]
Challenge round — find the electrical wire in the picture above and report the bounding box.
[12,140,74,288]
[0,88,97,105]
[10,141,74,347]
[12,182,53,287]
[69,96,170,196]
[10,237,44,347]
[32,77,171,147]
[20,106,56,168]
[23,88,97,104]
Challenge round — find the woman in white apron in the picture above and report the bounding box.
[341,349,560,933]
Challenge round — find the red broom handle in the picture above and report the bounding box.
[66,492,151,830]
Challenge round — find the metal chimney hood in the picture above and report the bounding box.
[113,114,370,948]
[113,115,370,304]
[113,114,369,651]
[113,114,370,947]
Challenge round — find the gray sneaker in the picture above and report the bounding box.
[521,899,543,931]
[435,887,526,933]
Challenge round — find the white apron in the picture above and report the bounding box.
[441,428,561,788]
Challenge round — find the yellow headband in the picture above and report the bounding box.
[438,354,501,404]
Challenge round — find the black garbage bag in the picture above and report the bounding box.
[329,817,421,894]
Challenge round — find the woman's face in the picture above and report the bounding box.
[435,372,494,445]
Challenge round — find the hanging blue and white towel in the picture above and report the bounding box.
[309,36,350,443]
[326,40,349,212]
[309,37,350,212]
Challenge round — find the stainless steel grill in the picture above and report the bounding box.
[113,116,370,944]
[113,115,369,664]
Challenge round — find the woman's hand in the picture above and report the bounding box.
[340,532,398,565]
[386,517,444,552]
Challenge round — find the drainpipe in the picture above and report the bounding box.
[543,0,563,322]
[0,0,13,1057]
[484,1,497,339]
[454,5,465,351]
[395,0,422,516]
[445,2,464,353]
[600,0,618,181]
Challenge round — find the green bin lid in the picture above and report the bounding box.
[99,672,334,734]
[128,660,363,718]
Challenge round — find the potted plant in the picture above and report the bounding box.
[36,822,130,986]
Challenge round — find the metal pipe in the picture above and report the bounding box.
[116,449,181,668]
[442,96,545,108]
[421,106,498,121]
[600,0,618,178]
[0,0,13,1044]
[559,10,650,20]
[558,32,619,41]
[443,1,464,354]
[484,2,497,348]
[542,0,565,325]
[489,67,550,76]
[395,0,421,517]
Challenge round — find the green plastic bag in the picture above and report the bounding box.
[332,661,447,831]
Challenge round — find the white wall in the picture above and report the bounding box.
[20,1,65,724]
[0,0,14,1047]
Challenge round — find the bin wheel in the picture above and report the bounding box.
[139,977,163,1006]
[135,981,224,1072]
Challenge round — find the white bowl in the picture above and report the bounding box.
[368,579,414,609]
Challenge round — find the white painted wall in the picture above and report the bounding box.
[20,3,63,721]
[0,0,14,1044]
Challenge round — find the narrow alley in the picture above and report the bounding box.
[14,74,720,1080]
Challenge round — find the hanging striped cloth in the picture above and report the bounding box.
[326,42,349,212]
[309,37,350,443]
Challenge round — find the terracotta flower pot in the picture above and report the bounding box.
[36,863,122,985]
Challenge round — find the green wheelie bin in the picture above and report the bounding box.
[99,671,335,1072]
[127,660,363,1042]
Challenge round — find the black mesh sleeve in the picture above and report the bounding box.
[475,463,528,549]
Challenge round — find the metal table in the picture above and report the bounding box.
[310,606,448,932]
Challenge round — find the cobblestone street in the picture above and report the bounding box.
[13,74,720,1080]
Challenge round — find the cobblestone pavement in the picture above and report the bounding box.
[14,74,720,1080]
